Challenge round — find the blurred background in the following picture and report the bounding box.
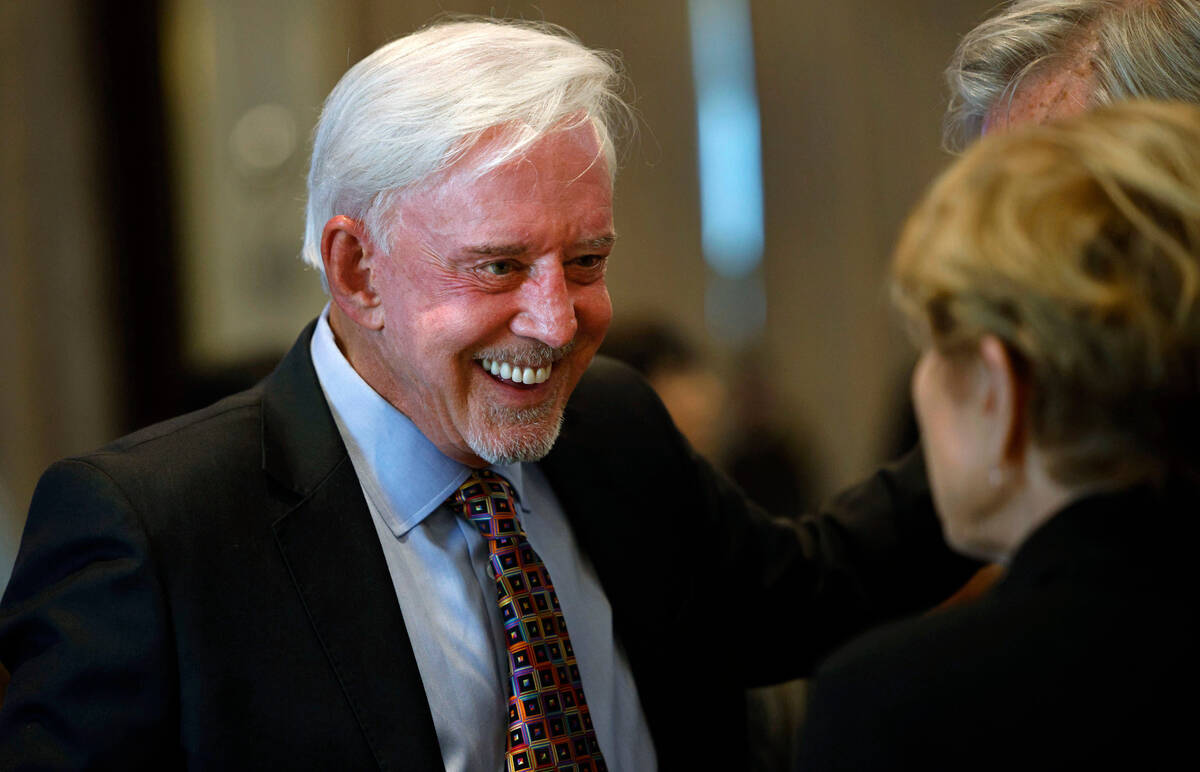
[0,0,999,589]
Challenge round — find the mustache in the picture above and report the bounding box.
[474,339,576,367]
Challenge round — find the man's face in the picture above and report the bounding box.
[366,124,614,466]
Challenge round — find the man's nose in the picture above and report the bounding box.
[510,262,578,348]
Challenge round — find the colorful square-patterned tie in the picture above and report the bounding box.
[446,470,607,772]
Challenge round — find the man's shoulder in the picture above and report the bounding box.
[559,354,677,440]
[575,353,653,390]
[569,354,663,414]
[73,320,324,490]
[543,354,692,487]
[7,382,280,608]
[31,382,281,539]
[86,384,266,473]
[106,386,264,451]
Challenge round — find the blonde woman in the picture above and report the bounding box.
[797,101,1200,769]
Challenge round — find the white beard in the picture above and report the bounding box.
[465,399,565,465]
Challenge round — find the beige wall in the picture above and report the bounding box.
[755,0,999,490]
[0,0,998,581]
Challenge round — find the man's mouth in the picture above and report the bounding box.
[480,357,552,385]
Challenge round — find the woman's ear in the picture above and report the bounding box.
[977,335,1028,466]
[322,215,384,330]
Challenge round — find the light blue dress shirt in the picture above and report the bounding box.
[309,308,656,772]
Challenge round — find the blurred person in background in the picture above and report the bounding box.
[797,100,1200,769]
[944,0,1200,150]
[0,16,975,770]
[722,357,816,518]
[920,0,1200,607]
[889,0,1200,465]
[600,320,813,515]
[598,319,728,460]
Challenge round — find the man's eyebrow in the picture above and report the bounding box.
[465,244,526,257]
[580,235,616,250]
[464,235,616,256]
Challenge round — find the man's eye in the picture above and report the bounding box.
[573,255,605,269]
[483,261,516,276]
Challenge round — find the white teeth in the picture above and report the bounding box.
[480,359,553,384]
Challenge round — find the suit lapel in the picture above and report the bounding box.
[262,321,444,771]
[539,368,690,632]
[539,361,698,760]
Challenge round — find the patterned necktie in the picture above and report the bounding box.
[446,470,608,772]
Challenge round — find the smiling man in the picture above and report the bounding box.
[321,123,614,469]
[0,17,974,771]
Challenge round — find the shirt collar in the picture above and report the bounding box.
[309,305,530,536]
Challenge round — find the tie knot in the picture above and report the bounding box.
[446,470,521,540]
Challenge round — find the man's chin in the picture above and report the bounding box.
[466,404,565,465]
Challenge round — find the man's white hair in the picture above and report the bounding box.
[301,17,629,282]
[944,0,1200,151]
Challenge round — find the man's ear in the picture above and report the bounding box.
[322,215,384,330]
[977,334,1028,466]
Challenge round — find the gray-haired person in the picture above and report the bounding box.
[944,0,1200,148]
[0,17,972,771]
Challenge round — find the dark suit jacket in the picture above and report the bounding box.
[796,484,1200,771]
[0,322,970,770]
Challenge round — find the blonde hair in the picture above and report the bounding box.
[894,100,1200,484]
[944,0,1200,151]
